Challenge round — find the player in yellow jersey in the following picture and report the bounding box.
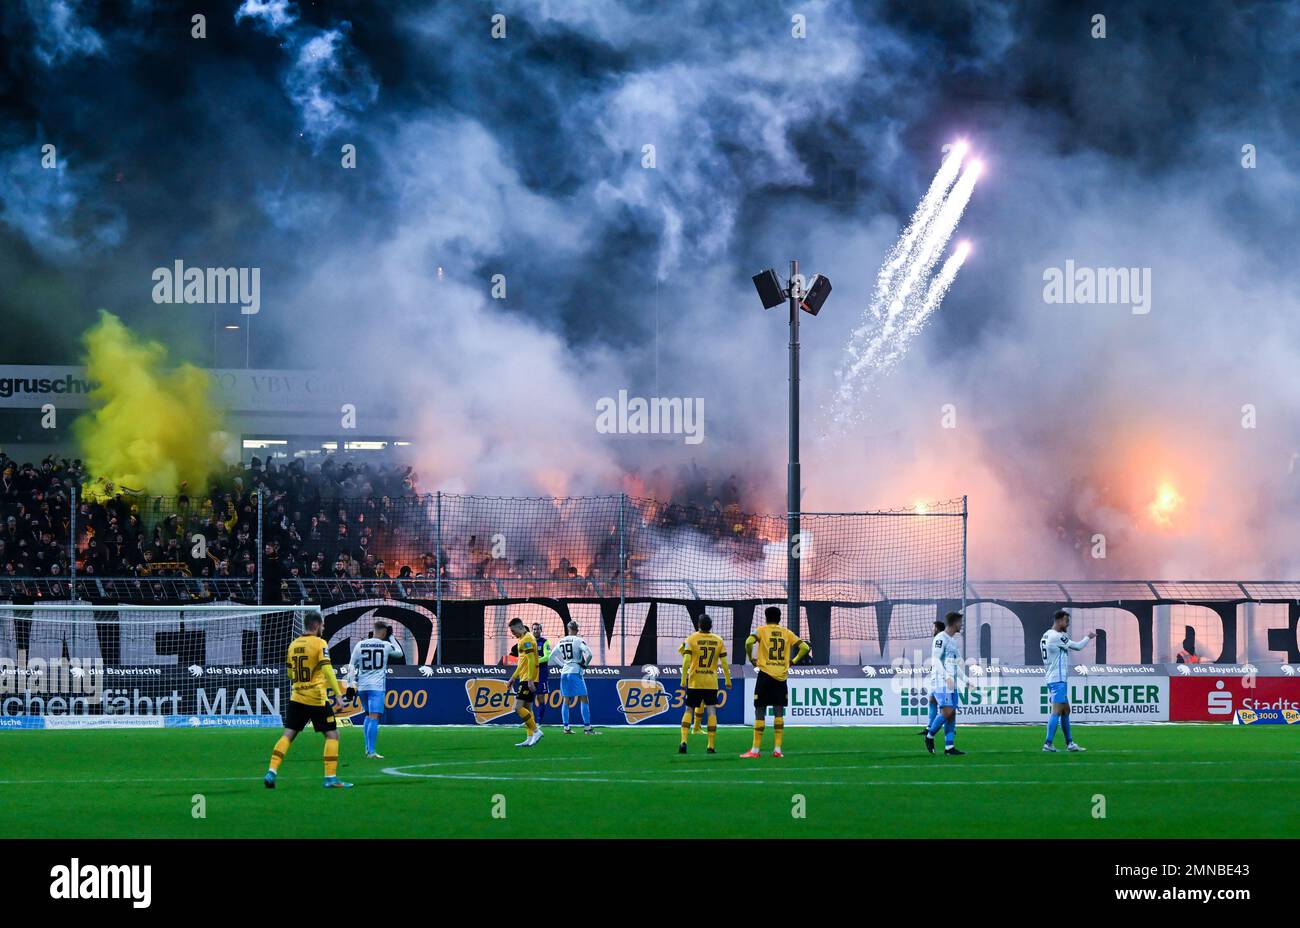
[264,612,357,789]
[678,614,731,754]
[741,606,810,758]
[677,633,705,734]
[508,617,544,747]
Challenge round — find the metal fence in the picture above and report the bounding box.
[0,489,968,611]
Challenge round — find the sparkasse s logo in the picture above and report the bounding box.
[465,678,516,724]
[50,858,151,908]
[1207,679,1234,716]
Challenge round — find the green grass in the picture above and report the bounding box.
[0,724,1295,838]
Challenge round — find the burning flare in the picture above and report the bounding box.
[1148,482,1183,526]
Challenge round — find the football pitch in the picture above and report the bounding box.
[0,724,1294,839]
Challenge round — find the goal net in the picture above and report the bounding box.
[0,603,315,730]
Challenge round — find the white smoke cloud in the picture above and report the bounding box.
[8,0,1300,585]
[235,2,378,143]
[0,147,125,256]
[22,0,104,67]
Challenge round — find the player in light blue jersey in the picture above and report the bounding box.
[552,621,596,734]
[347,621,405,759]
[1041,609,1095,753]
[923,612,965,756]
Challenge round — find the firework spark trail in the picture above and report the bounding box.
[846,163,981,383]
[829,154,982,427]
[887,240,971,355]
[839,147,967,391]
[867,142,968,319]
[832,162,978,406]
[886,161,981,312]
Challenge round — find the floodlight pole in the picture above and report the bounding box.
[787,259,801,638]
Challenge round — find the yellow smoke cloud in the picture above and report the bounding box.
[74,311,227,502]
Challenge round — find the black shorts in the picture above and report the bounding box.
[514,682,536,704]
[284,699,336,733]
[685,687,719,709]
[753,671,788,709]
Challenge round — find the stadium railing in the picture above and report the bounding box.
[2,490,969,607]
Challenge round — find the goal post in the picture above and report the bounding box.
[0,603,319,730]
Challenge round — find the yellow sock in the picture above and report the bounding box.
[520,707,536,735]
[323,739,339,777]
[268,735,291,772]
[707,718,716,749]
[752,719,765,751]
[680,709,692,744]
[774,717,784,750]
[693,707,703,733]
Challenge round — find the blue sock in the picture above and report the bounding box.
[926,699,938,728]
[926,713,946,736]
[364,717,377,754]
[580,702,590,726]
[1046,714,1060,744]
[1061,715,1073,744]
[943,716,956,747]
[561,701,570,726]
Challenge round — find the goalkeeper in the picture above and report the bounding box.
[552,621,596,734]
[264,613,357,789]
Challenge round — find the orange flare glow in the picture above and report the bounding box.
[1148,482,1183,526]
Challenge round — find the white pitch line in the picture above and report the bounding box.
[378,771,1293,788]
[378,756,1299,788]
[379,755,1294,774]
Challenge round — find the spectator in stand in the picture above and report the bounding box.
[1,453,768,602]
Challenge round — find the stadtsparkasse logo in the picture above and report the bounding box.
[465,678,516,724]
[617,679,673,724]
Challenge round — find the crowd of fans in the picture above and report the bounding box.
[0,453,422,593]
[0,450,777,601]
[0,455,76,583]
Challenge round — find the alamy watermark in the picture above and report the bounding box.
[595,389,704,445]
[151,260,261,314]
[1042,260,1151,315]
[0,652,104,699]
